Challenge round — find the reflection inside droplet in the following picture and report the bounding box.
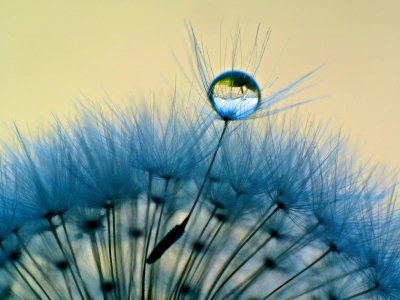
[208,70,261,120]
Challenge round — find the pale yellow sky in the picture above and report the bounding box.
[0,1,399,169]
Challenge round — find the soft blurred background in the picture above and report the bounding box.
[0,1,399,169]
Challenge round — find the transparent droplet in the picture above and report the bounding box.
[208,70,261,120]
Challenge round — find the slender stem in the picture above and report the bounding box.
[229,223,321,300]
[203,204,279,300]
[146,121,229,264]
[172,250,199,300]
[169,208,218,300]
[167,198,217,296]
[144,204,159,299]
[191,222,225,292]
[18,260,52,300]
[186,121,229,220]
[0,243,42,299]
[62,270,74,300]
[148,179,170,299]
[16,232,63,298]
[90,233,107,300]
[127,198,139,300]
[153,179,171,246]
[210,236,273,299]
[106,208,118,300]
[8,260,41,299]
[282,268,363,300]
[175,207,218,299]
[48,218,86,300]
[162,180,181,297]
[118,209,125,298]
[262,248,332,300]
[59,216,79,269]
[60,215,93,300]
[342,285,376,300]
[229,265,266,300]
[165,217,191,296]
[276,223,319,261]
[142,204,158,300]
[141,173,153,300]
[112,205,122,299]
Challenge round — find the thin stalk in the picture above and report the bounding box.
[185,121,229,220]
[7,258,41,299]
[164,218,190,296]
[48,218,86,300]
[0,242,42,299]
[191,222,225,292]
[210,235,273,299]
[127,236,139,300]
[15,233,43,272]
[18,260,52,300]
[175,252,201,300]
[342,285,376,300]
[262,247,332,300]
[142,203,158,300]
[175,207,218,299]
[141,173,153,300]
[127,197,139,300]
[147,121,229,264]
[282,268,363,300]
[171,250,198,300]
[16,232,63,298]
[169,208,218,300]
[62,270,74,300]
[203,204,279,300]
[230,224,321,299]
[106,208,118,300]
[111,205,122,299]
[276,223,319,261]
[229,265,266,300]
[117,207,126,298]
[146,205,161,300]
[148,178,170,299]
[153,180,178,300]
[153,179,171,245]
[166,196,208,296]
[90,233,107,300]
[60,215,93,300]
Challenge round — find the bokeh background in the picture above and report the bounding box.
[1,1,399,170]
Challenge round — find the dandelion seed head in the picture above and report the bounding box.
[0,24,398,300]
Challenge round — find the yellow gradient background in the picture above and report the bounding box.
[1,1,399,169]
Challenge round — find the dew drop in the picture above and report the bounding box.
[208,70,261,120]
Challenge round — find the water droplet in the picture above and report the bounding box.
[208,70,261,120]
